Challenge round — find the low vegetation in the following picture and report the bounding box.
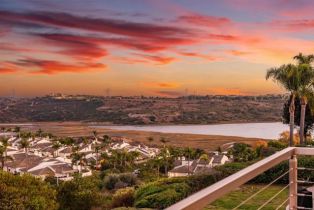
[0,95,284,124]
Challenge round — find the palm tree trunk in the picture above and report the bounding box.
[289,94,296,146]
[300,96,307,145]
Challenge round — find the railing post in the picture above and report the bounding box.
[289,155,297,210]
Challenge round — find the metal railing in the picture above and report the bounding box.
[166,147,314,210]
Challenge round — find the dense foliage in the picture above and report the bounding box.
[0,171,58,210]
[57,175,105,210]
[283,95,314,136]
[134,174,219,209]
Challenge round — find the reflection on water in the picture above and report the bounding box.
[90,122,290,139]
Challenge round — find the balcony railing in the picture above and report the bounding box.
[166,147,314,210]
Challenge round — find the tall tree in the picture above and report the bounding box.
[0,137,12,170]
[20,138,30,156]
[283,95,314,140]
[0,146,13,170]
[14,126,21,138]
[52,141,62,157]
[293,53,314,144]
[266,64,305,146]
[92,130,98,142]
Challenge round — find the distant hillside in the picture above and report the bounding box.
[0,94,285,124]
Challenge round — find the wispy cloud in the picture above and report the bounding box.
[12,58,107,74]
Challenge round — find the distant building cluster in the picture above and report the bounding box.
[0,133,160,181]
[168,153,230,177]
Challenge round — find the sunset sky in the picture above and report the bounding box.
[1,0,314,97]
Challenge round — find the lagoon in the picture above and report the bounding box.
[90,122,290,139]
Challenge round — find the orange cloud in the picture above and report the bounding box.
[133,53,177,65]
[143,82,180,88]
[13,58,107,74]
[226,50,251,56]
[0,62,18,74]
[178,51,220,61]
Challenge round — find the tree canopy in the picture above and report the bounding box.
[0,171,58,210]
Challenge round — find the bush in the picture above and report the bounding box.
[104,174,120,190]
[134,174,219,209]
[135,181,190,209]
[0,171,58,210]
[103,173,138,190]
[57,175,104,210]
[267,140,287,150]
[111,187,135,208]
[215,162,251,177]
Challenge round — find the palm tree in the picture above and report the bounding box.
[126,151,140,167]
[94,145,101,166]
[36,128,43,137]
[102,135,111,150]
[160,148,170,175]
[0,137,9,156]
[294,53,314,65]
[52,141,62,157]
[92,130,98,142]
[14,126,21,138]
[71,152,86,173]
[20,138,30,156]
[0,146,13,170]
[153,156,163,179]
[266,64,304,146]
[109,149,119,169]
[293,53,314,144]
[184,147,194,175]
[199,153,209,167]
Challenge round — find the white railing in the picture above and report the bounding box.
[166,147,314,210]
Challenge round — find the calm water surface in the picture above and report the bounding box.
[91,122,290,139]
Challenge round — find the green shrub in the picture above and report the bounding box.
[57,175,104,210]
[134,174,219,209]
[267,141,287,149]
[0,171,58,210]
[111,187,135,208]
[135,181,190,209]
[103,173,138,190]
[104,174,120,190]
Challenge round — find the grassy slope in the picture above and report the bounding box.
[205,184,288,210]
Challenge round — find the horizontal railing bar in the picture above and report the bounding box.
[297,167,314,171]
[295,147,314,156]
[165,147,296,210]
[297,180,314,184]
[297,207,312,210]
[297,193,312,197]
